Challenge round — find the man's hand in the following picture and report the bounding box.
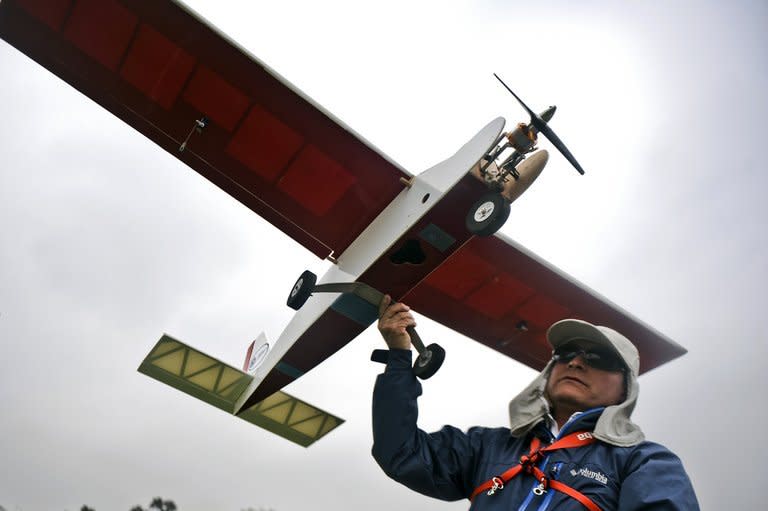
[377,295,416,350]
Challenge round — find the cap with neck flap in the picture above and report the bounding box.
[508,319,644,447]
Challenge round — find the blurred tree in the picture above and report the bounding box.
[132,497,177,511]
[81,506,95,511]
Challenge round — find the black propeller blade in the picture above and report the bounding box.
[493,73,585,175]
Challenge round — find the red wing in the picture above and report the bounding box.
[0,0,409,258]
[403,234,686,374]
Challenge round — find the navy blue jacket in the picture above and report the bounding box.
[372,350,699,510]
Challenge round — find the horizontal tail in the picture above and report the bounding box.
[138,334,344,447]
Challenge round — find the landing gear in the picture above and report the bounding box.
[466,192,510,236]
[286,270,317,310]
[371,333,445,380]
[287,274,446,379]
[412,340,446,380]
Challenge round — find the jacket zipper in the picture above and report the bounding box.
[519,408,603,511]
[535,463,563,511]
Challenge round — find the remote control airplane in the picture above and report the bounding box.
[0,0,687,447]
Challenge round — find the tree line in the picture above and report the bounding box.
[2,499,274,510]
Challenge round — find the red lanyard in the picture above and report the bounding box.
[470,431,602,511]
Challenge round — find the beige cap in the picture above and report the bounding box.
[546,319,640,376]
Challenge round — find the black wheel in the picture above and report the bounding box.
[466,192,510,236]
[412,343,446,380]
[286,270,317,310]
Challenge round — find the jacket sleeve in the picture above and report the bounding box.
[618,441,700,510]
[371,349,481,501]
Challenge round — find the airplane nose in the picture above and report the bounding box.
[501,149,549,204]
[517,149,549,175]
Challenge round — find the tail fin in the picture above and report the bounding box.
[243,332,270,374]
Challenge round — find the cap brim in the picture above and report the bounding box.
[547,319,618,355]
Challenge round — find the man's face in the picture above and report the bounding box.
[545,340,626,414]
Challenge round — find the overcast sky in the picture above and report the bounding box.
[1,0,766,509]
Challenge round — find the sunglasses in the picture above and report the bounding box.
[552,344,625,372]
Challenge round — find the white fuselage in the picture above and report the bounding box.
[235,117,507,412]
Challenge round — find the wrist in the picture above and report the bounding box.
[385,348,413,371]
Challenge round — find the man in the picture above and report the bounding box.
[372,296,699,510]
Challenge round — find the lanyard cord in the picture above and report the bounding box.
[470,431,602,511]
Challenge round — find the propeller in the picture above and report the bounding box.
[494,73,585,175]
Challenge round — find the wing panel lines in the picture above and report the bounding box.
[0,0,410,257]
[404,235,687,374]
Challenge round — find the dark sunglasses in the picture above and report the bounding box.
[552,344,625,372]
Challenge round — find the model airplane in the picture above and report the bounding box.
[0,0,687,447]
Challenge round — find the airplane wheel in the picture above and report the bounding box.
[286,270,317,310]
[413,343,445,380]
[466,193,510,236]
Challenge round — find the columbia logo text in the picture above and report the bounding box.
[570,467,608,485]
